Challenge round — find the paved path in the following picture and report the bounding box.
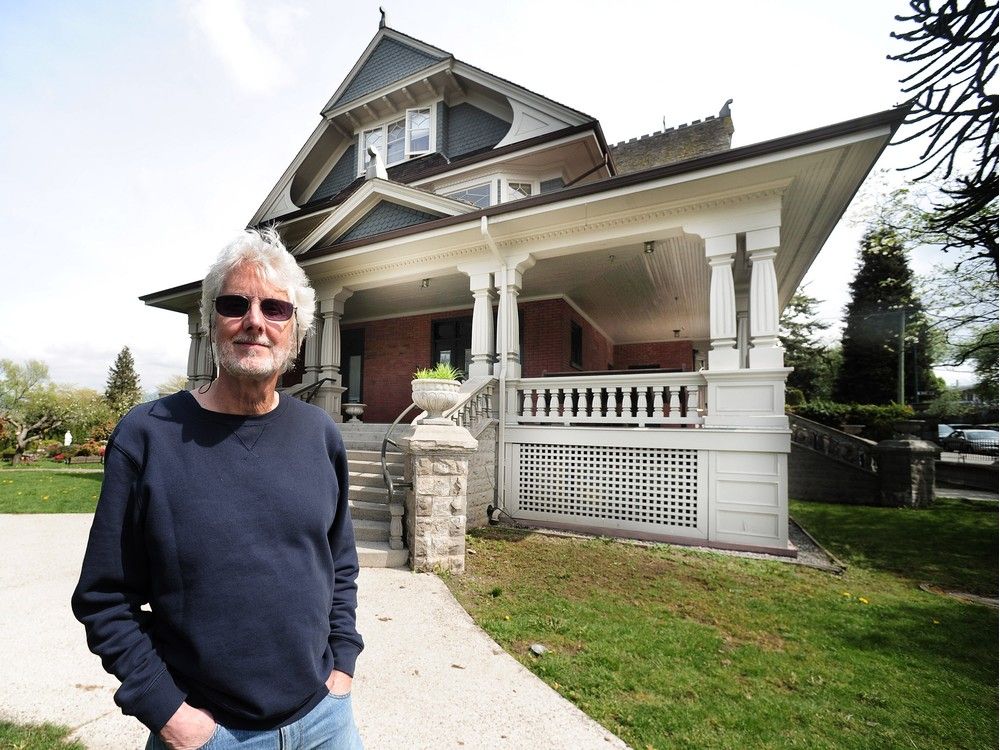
[0,514,629,750]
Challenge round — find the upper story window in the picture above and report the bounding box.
[507,181,533,201]
[445,183,491,208]
[359,106,435,175]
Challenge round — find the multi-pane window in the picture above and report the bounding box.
[358,107,433,174]
[445,183,492,208]
[507,181,533,201]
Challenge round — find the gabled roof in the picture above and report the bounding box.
[289,178,475,254]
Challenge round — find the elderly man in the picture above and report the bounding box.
[73,229,364,750]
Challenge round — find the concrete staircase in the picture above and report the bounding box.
[340,422,415,568]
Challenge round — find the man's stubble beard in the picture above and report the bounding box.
[215,334,297,381]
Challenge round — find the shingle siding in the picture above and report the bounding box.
[540,178,564,194]
[336,202,440,243]
[333,38,445,108]
[444,103,510,158]
[310,145,358,203]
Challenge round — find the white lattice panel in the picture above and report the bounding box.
[511,443,706,538]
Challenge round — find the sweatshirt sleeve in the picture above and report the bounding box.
[327,428,364,676]
[71,435,186,732]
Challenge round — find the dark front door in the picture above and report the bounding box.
[432,316,472,377]
[341,328,364,403]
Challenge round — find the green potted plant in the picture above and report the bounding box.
[411,363,463,424]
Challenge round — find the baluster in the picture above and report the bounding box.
[621,387,633,419]
[636,387,648,420]
[562,388,573,417]
[577,387,588,417]
[667,387,679,417]
[652,386,664,417]
[591,387,602,417]
[547,388,558,418]
[607,387,618,417]
[522,388,532,416]
[685,385,699,418]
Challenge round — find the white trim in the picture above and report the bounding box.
[326,60,452,120]
[249,120,330,226]
[355,102,439,176]
[301,140,352,206]
[516,294,613,344]
[342,302,476,326]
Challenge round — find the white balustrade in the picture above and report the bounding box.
[508,373,706,427]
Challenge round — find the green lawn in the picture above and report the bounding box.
[0,720,84,749]
[445,500,998,750]
[0,470,102,513]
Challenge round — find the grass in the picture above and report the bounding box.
[0,470,102,513]
[0,459,101,471]
[444,500,998,750]
[0,721,84,750]
[790,497,998,596]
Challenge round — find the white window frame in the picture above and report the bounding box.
[435,173,542,207]
[357,104,438,176]
[499,176,539,203]
[444,181,492,208]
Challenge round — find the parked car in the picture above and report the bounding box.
[937,424,955,444]
[940,429,1000,456]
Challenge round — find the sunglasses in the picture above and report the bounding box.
[214,295,296,322]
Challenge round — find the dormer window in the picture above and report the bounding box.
[359,106,435,175]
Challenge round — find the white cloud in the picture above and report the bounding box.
[183,0,293,94]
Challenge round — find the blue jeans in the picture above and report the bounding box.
[146,693,363,750]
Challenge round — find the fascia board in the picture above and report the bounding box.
[248,120,331,226]
[323,59,452,119]
[452,62,591,127]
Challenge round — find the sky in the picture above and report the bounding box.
[0,0,976,393]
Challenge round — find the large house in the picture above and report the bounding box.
[142,18,905,560]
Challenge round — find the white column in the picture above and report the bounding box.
[186,313,200,389]
[468,272,496,377]
[747,227,783,369]
[500,268,525,379]
[303,304,321,385]
[196,324,213,386]
[705,234,739,371]
[316,290,352,419]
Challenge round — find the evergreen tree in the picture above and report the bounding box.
[104,346,143,418]
[833,226,940,404]
[779,290,838,401]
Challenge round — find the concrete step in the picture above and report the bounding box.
[348,455,404,472]
[350,500,391,523]
[353,518,389,543]
[356,541,408,568]
[349,484,404,504]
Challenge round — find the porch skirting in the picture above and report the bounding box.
[501,425,790,553]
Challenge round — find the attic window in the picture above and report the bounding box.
[358,106,435,175]
[445,183,491,208]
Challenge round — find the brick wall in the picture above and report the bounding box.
[613,340,694,371]
[342,308,471,423]
[520,298,612,376]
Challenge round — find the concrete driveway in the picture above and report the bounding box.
[0,514,629,749]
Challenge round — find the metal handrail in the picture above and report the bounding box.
[282,377,338,404]
[380,403,420,503]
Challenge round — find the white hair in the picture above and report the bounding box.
[200,227,315,353]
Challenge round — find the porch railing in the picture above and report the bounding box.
[508,372,705,427]
[444,377,498,438]
[788,413,877,473]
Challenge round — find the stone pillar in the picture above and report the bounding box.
[874,438,939,508]
[303,303,321,386]
[747,227,784,369]
[316,291,352,420]
[468,272,496,378]
[400,423,479,573]
[705,234,739,370]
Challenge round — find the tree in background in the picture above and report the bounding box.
[833,226,941,404]
[890,0,997,268]
[779,290,839,401]
[104,346,143,419]
[0,360,77,463]
[157,374,190,395]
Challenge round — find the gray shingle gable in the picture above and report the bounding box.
[334,38,445,108]
[444,103,510,158]
[310,145,358,203]
[336,201,442,244]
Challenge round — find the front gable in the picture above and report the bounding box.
[337,201,442,244]
[325,35,448,112]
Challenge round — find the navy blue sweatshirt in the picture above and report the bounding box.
[72,391,363,732]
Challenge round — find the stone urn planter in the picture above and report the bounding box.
[343,402,366,423]
[411,378,462,425]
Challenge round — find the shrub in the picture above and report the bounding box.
[789,401,915,441]
[786,387,806,406]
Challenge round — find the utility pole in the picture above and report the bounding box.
[897,309,906,405]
